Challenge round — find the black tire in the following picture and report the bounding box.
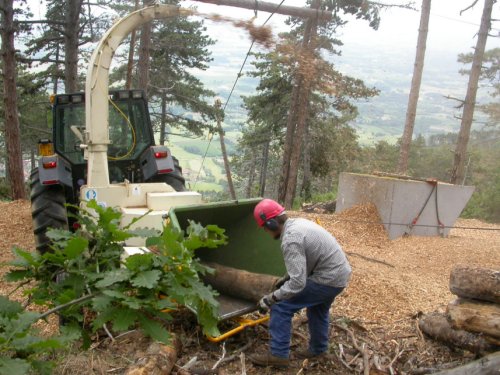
[149,156,187,192]
[30,168,69,254]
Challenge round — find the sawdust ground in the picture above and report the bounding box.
[0,200,498,374]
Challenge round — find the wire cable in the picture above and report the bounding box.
[326,217,500,232]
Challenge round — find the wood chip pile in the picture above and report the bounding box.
[0,200,499,374]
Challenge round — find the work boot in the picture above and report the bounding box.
[248,352,289,368]
[294,348,327,360]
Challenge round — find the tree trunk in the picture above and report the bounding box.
[447,298,500,339]
[301,122,312,201]
[126,0,140,90]
[202,262,279,302]
[418,312,497,354]
[215,100,236,200]
[160,90,167,145]
[450,265,500,303]
[450,0,494,184]
[1,0,26,200]
[137,0,154,96]
[259,140,270,197]
[65,0,83,92]
[246,152,256,198]
[278,80,300,204]
[283,15,318,209]
[279,0,319,209]
[397,0,431,174]
[433,351,500,375]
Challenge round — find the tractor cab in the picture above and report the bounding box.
[52,90,155,184]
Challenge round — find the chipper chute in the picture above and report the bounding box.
[168,198,286,341]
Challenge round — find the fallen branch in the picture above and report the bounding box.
[433,351,500,374]
[346,252,395,268]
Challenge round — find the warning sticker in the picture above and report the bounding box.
[85,189,98,201]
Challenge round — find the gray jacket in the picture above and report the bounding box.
[273,218,352,301]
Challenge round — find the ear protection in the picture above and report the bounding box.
[260,212,280,231]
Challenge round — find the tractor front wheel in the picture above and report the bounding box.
[30,168,69,254]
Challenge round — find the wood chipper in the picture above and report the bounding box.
[30,4,285,341]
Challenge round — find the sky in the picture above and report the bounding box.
[179,0,500,75]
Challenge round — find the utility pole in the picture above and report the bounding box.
[215,99,237,200]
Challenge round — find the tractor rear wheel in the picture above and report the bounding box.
[30,168,69,254]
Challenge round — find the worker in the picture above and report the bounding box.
[248,198,351,368]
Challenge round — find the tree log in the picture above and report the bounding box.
[433,351,500,375]
[450,265,500,303]
[418,312,497,354]
[125,334,181,375]
[202,262,279,302]
[448,298,500,339]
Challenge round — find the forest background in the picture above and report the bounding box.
[0,0,499,222]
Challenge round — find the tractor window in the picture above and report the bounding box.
[108,99,151,160]
[54,104,86,164]
[54,97,153,165]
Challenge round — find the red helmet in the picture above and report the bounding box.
[253,199,285,227]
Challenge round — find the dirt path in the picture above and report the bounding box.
[0,200,498,374]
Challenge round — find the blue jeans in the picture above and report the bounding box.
[269,280,344,358]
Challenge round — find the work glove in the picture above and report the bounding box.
[258,293,278,313]
[274,274,290,290]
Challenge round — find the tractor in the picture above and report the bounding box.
[30,89,188,253]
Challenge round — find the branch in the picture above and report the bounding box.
[369,1,417,11]
[460,0,480,16]
[17,20,66,26]
[444,95,465,109]
[38,292,97,320]
[345,251,395,268]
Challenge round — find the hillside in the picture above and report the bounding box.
[0,200,498,374]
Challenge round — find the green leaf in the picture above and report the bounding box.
[125,253,154,272]
[91,307,119,331]
[129,227,161,238]
[145,236,161,247]
[4,269,31,282]
[159,226,184,257]
[63,237,88,259]
[11,311,41,333]
[121,297,141,310]
[156,298,177,310]
[0,358,31,374]
[131,270,161,289]
[92,295,113,311]
[0,296,23,316]
[95,269,131,288]
[137,315,170,344]
[59,324,82,343]
[46,228,72,242]
[112,308,138,331]
[30,360,54,375]
[102,290,126,299]
[9,248,39,267]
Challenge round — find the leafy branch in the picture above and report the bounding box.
[0,200,227,374]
